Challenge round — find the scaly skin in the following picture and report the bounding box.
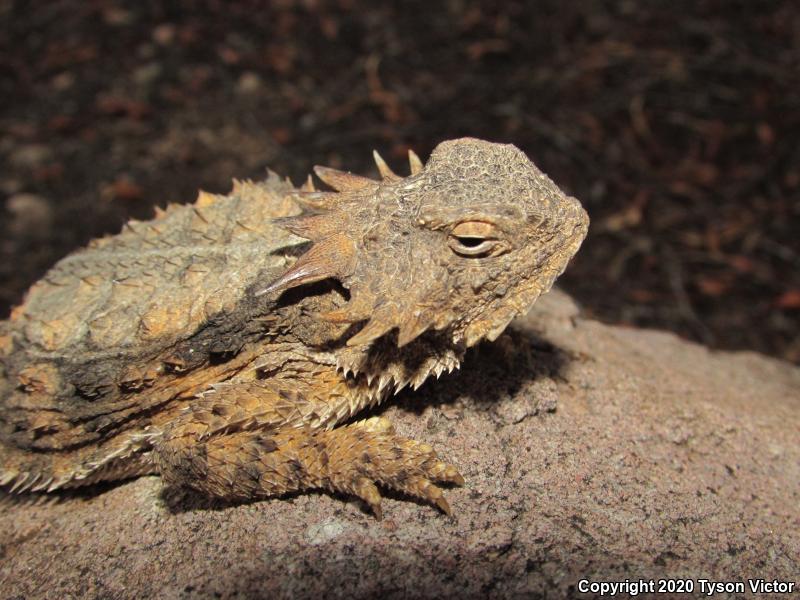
[0,138,588,517]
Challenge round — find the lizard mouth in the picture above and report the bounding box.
[461,207,589,347]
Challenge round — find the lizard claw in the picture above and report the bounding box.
[323,418,464,517]
[353,476,383,520]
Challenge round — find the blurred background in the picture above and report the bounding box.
[1,0,798,363]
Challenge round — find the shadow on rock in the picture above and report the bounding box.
[393,325,573,418]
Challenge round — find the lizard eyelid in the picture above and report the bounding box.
[448,221,502,257]
[451,221,498,238]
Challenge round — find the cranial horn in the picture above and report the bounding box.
[256,233,356,296]
[408,149,423,175]
[313,166,376,192]
[301,175,316,192]
[372,150,400,181]
[272,213,342,241]
[347,317,396,347]
[318,291,374,324]
[290,190,340,210]
[397,311,434,347]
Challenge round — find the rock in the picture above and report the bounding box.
[1,289,797,598]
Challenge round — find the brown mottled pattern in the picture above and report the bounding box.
[0,138,587,517]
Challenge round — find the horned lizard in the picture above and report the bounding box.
[0,138,588,518]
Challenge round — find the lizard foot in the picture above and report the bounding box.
[319,416,465,519]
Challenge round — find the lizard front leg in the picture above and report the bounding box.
[153,369,464,517]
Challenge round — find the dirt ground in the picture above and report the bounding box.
[1,0,798,362]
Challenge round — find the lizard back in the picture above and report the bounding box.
[0,174,309,486]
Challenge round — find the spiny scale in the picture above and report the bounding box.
[372,150,400,181]
[290,191,339,210]
[408,149,423,175]
[313,166,376,192]
[346,318,396,347]
[261,146,428,302]
[256,232,357,296]
[397,312,435,348]
[301,175,316,192]
[1,138,588,520]
[273,213,342,241]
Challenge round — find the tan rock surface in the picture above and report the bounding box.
[1,290,798,599]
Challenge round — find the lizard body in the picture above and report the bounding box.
[0,138,588,517]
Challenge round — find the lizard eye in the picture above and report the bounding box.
[448,221,503,257]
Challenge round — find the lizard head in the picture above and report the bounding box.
[264,138,588,385]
